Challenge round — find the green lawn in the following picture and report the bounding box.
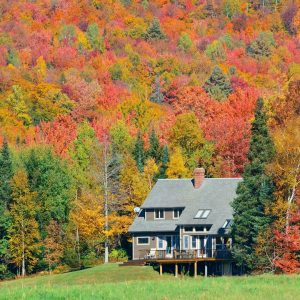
[0,263,299,300]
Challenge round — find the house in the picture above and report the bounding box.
[128,168,242,276]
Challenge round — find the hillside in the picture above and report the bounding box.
[0,264,299,300]
[0,0,299,279]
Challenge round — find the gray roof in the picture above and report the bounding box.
[129,178,242,235]
[128,218,178,232]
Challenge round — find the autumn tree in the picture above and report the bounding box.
[166,148,189,178]
[44,220,63,273]
[144,18,166,40]
[8,170,40,276]
[231,98,275,272]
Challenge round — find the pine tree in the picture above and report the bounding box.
[133,132,145,172]
[203,66,232,101]
[148,129,160,163]
[0,140,13,276]
[144,18,166,40]
[0,140,13,208]
[150,77,164,104]
[8,170,40,276]
[231,98,275,272]
[157,145,169,179]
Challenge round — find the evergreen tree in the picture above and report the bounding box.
[8,170,40,276]
[144,18,166,41]
[150,77,164,104]
[0,140,13,208]
[133,132,145,172]
[157,145,169,179]
[231,98,275,272]
[148,129,160,162]
[203,66,232,101]
[0,140,13,277]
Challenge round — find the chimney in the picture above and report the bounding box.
[193,168,205,189]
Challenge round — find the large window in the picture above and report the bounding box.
[183,235,189,249]
[154,209,165,219]
[137,237,150,245]
[157,236,164,249]
[173,209,182,219]
[194,209,211,219]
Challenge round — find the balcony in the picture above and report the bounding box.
[138,248,232,261]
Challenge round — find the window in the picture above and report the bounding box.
[222,219,231,228]
[154,209,165,219]
[184,227,193,232]
[157,236,164,249]
[194,209,211,219]
[183,235,189,249]
[137,237,149,245]
[191,236,197,249]
[173,209,181,219]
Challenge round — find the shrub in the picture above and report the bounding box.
[109,248,128,261]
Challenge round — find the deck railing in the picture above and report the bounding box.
[138,248,232,260]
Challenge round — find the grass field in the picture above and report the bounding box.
[0,263,299,300]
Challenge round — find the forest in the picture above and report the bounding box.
[0,0,299,278]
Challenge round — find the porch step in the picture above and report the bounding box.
[120,260,147,267]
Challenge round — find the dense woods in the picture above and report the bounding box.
[0,0,299,277]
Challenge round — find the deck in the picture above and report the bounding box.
[130,249,232,277]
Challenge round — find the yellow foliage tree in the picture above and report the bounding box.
[8,170,40,277]
[166,147,190,178]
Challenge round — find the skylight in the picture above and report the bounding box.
[194,209,210,219]
[222,219,231,228]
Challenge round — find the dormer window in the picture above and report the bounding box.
[154,209,165,219]
[194,209,211,219]
[173,209,182,219]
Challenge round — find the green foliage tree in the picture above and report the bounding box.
[144,18,166,40]
[23,147,73,236]
[150,77,164,104]
[178,33,193,52]
[205,40,226,61]
[247,32,276,60]
[148,129,161,163]
[133,132,145,172]
[157,145,169,179]
[0,141,13,275]
[6,49,20,66]
[8,170,40,276]
[222,0,241,19]
[86,23,104,52]
[203,66,232,101]
[231,98,275,272]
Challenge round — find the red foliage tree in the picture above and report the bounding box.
[273,199,300,274]
[35,115,77,157]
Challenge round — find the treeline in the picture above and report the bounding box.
[232,91,300,274]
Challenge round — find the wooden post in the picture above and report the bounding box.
[175,263,178,278]
[205,263,208,277]
[194,261,197,278]
[160,264,163,276]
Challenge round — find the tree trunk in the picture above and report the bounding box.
[104,143,109,264]
[76,226,81,266]
[22,219,26,277]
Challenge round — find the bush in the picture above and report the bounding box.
[82,251,98,267]
[109,248,128,261]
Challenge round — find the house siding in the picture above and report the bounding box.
[146,209,175,221]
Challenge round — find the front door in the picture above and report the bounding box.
[166,236,172,257]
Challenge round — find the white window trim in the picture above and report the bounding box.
[154,209,165,220]
[157,236,165,250]
[173,209,180,219]
[137,236,150,245]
